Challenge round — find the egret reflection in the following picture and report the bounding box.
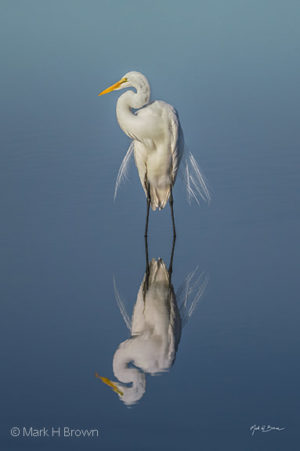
[97,237,208,406]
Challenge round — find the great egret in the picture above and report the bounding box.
[98,257,181,405]
[98,71,210,236]
[96,236,209,405]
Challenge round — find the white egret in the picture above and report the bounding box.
[98,71,210,236]
[98,258,181,405]
[96,237,209,405]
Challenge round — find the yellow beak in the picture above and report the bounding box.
[98,77,127,96]
[95,372,124,396]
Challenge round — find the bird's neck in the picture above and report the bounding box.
[113,340,143,384]
[116,81,150,138]
[111,342,145,405]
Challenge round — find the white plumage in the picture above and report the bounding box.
[97,258,208,405]
[98,71,210,216]
[100,258,181,406]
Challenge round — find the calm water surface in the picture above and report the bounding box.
[1,1,300,450]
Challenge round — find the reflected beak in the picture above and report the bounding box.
[95,372,124,396]
[98,77,127,96]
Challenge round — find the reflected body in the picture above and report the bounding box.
[98,237,208,405]
[102,258,181,405]
[98,71,210,235]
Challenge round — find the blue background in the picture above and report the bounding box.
[1,1,299,449]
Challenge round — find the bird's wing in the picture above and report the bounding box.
[113,277,131,330]
[163,104,211,205]
[141,100,183,185]
[114,141,135,201]
[164,103,211,204]
[168,106,184,184]
[167,286,182,364]
[176,269,209,327]
[133,140,148,198]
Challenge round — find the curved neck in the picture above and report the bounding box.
[116,79,150,138]
[113,341,146,405]
[113,341,144,384]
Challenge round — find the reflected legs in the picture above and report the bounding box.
[169,189,176,239]
[144,233,150,296]
[168,232,176,278]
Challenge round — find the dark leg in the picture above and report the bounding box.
[144,233,150,296]
[168,231,176,278]
[144,183,151,238]
[143,183,151,298]
[169,188,176,239]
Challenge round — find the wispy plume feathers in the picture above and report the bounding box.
[177,268,209,326]
[114,142,134,201]
[113,277,131,330]
[183,151,211,205]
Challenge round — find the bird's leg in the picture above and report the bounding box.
[143,183,151,299]
[143,233,150,298]
[168,230,176,278]
[144,182,151,238]
[169,188,176,239]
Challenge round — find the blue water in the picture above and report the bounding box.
[1,1,300,450]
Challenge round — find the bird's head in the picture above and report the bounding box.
[98,71,149,96]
